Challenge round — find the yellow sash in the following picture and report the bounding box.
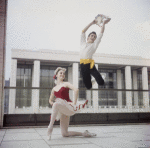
[80,59,95,69]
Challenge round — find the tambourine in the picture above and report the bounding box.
[95,14,105,26]
[95,14,110,26]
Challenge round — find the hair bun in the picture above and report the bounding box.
[54,67,66,75]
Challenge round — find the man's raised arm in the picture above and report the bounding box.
[82,19,97,33]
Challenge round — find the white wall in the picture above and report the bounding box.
[11,49,150,67]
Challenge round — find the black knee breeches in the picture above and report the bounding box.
[80,63,104,89]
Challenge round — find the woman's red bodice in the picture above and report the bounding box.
[54,87,72,102]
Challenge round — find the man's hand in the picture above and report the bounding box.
[91,19,98,25]
[103,18,111,24]
[82,19,98,33]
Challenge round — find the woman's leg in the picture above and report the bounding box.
[90,65,104,86]
[60,114,83,137]
[80,64,92,89]
[48,100,75,136]
[47,102,60,136]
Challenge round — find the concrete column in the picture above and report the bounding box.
[68,67,73,101]
[32,60,40,113]
[125,66,132,111]
[117,70,122,108]
[92,64,99,112]
[86,90,92,107]
[72,63,78,102]
[9,59,17,114]
[0,0,7,127]
[133,70,138,108]
[142,67,149,108]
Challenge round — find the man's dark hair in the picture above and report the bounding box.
[88,31,97,37]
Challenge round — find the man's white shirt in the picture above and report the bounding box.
[80,32,103,59]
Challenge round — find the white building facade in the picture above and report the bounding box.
[9,49,150,114]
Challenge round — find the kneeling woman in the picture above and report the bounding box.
[47,67,96,140]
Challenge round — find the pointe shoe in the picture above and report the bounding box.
[48,135,51,140]
[83,100,88,108]
[83,130,97,137]
[47,126,53,140]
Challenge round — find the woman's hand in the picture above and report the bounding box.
[68,102,76,106]
[49,88,55,106]
[49,100,54,106]
[72,102,76,105]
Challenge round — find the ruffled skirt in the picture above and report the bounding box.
[52,98,85,121]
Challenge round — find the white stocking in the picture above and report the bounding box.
[60,114,83,137]
[47,102,60,136]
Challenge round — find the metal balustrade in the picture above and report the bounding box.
[4,87,150,114]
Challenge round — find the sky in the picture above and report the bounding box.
[5,0,150,80]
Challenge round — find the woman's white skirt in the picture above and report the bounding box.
[53,98,84,121]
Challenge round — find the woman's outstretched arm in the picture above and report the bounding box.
[49,88,55,106]
[65,82,79,105]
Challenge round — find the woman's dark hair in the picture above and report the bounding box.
[88,31,97,37]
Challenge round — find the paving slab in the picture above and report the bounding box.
[0,137,3,145]
[35,128,61,135]
[50,143,102,148]
[0,124,150,148]
[0,131,5,137]
[45,137,90,146]
[6,128,36,134]
[0,140,50,148]
[85,137,141,148]
[3,133,42,141]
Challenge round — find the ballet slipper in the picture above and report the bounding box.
[47,126,53,140]
[83,130,97,137]
[48,135,51,140]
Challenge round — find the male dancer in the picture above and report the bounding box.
[80,14,111,89]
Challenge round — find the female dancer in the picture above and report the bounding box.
[47,67,96,140]
[80,14,111,89]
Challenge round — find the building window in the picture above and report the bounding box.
[98,69,118,106]
[121,69,126,106]
[16,64,32,108]
[137,70,143,107]
[40,65,68,107]
[148,71,150,105]
[78,67,86,100]
[4,80,10,113]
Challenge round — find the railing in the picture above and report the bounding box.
[4,87,150,114]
